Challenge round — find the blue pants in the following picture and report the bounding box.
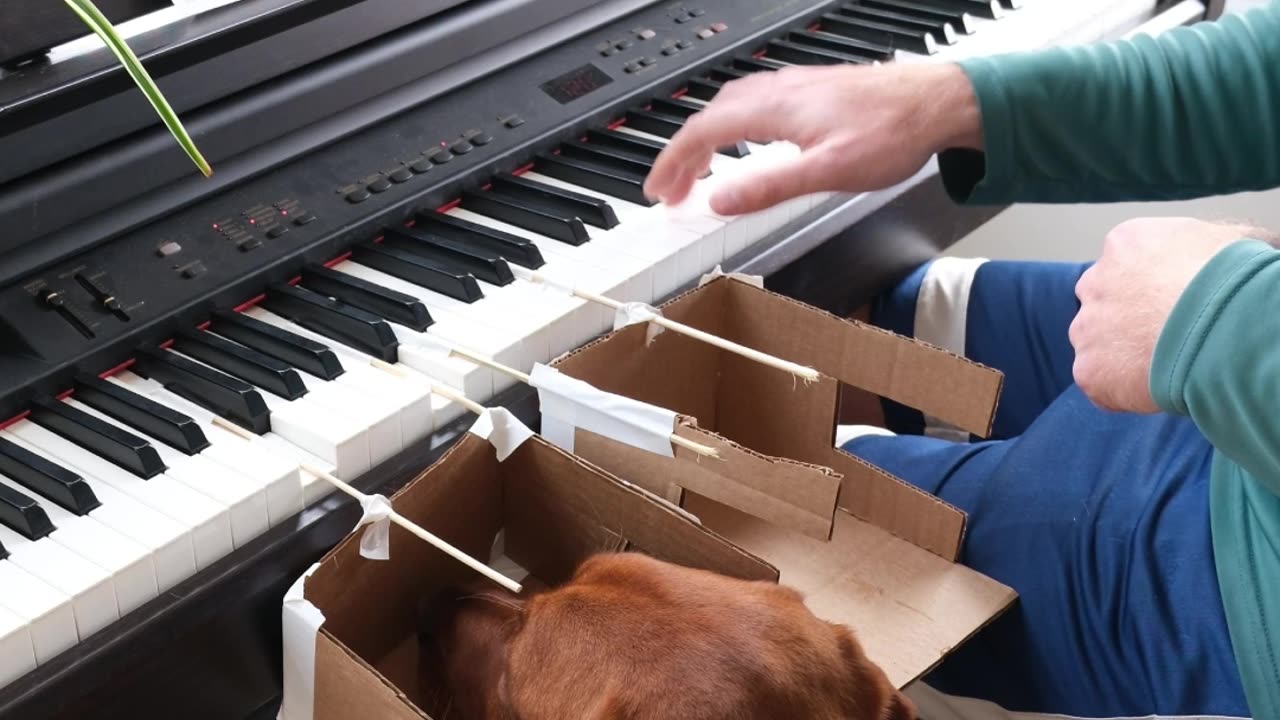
[844,259,1250,718]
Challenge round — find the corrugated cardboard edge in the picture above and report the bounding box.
[314,631,428,720]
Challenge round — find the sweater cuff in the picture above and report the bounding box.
[937,57,1019,205]
[1150,239,1278,415]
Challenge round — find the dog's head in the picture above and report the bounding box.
[419,552,915,720]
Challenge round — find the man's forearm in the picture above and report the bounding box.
[935,3,1280,205]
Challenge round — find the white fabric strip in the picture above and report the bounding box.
[905,682,1250,720]
[278,563,324,720]
[912,257,988,442]
[613,302,665,344]
[355,495,394,561]
[530,363,677,457]
[698,264,764,288]
[467,407,535,461]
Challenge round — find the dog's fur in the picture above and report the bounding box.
[419,552,915,720]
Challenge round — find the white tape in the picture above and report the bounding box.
[698,264,763,288]
[530,363,677,457]
[468,407,535,460]
[279,563,324,720]
[356,494,394,561]
[613,302,664,344]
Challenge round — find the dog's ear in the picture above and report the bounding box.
[881,691,917,720]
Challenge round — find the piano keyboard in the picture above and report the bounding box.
[0,0,1205,701]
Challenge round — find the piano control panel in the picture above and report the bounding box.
[0,0,813,399]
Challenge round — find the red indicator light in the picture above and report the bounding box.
[249,218,256,225]
[281,210,288,216]
[212,223,219,230]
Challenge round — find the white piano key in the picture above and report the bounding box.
[0,561,77,666]
[0,473,158,617]
[5,420,234,572]
[0,431,196,593]
[64,399,270,549]
[0,524,119,641]
[0,602,36,687]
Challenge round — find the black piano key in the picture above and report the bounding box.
[0,482,55,541]
[786,30,895,60]
[682,77,723,101]
[209,310,345,381]
[350,242,484,303]
[415,209,551,265]
[997,0,1021,8]
[585,128,665,162]
[260,284,400,363]
[834,4,957,44]
[171,328,308,401]
[73,373,210,456]
[857,0,977,34]
[816,14,937,54]
[912,0,1001,20]
[134,346,272,435]
[559,141,654,176]
[534,153,655,207]
[382,226,515,286]
[623,110,750,158]
[707,66,750,82]
[0,435,100,515]
[0,537,6,560]
[490,173,619,229]
[731,56,789,72]
[29,397,168,479]
[764,39,877,66]
[299,264,433,332]
[457,189,591,246]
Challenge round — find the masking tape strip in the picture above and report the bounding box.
[279,563,324,720]
[698,264,763,288]
[612,302,665,344]
[530,363,676,457]
[468,407,535,461]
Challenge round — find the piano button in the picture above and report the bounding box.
[133,346,272,436]
[367,177,393,194]
[0,435,100,516]
[73,373,210,456]
[351,241,485,304]
[0,602,36,687]
[172,328,308,401]
[559,141,655,176]
[28,398,167,480]
[0,473,158,616]
[238,238,264,252]
[0,482,55,541]
[409,157,433,174]
[502,115,525,129]
[861,0,977,34]
[833,5,958,44]
[389,167,413,183]
[299,263,434,332]
[913,0,1001,20]
[458,190,590,246]
[414,210,548,267]
[463,129,493,146]
[489,173,620,229]
[382,227,516,286]
[294,213,319,226]
[345,188,372,204]
[5,421,232,573]
[534,153,653,207]
[428,147,453,165]
[449,140,474,155]
[261,284,400,363]
[0,523,119,641]
[787,29,896,59]
[66,399,270,549]
[676,38,693,49]
[0,561,78,665]
[209,310,345,381]
[816,13,938,54]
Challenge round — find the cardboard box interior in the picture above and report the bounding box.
[300,432,777,720]
[552,276,1017,686]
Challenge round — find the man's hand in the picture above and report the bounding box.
[1070,217,1263,413]
[642,63,983,215]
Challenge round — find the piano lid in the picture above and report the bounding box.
[0,0,474,185]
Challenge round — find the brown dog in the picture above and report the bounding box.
[419,552,915,720]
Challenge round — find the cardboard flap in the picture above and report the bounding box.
[714,278,1003,438]
[570,415,842,541]
[682,493,1017,689]
[500,436,779,586]
[314,633,428,720]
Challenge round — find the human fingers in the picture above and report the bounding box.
[707,148,833,215]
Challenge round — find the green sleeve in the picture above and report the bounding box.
[1150,239,1280,494]
[938,4,1280,204]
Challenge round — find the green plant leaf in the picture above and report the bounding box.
[65,0,212,176]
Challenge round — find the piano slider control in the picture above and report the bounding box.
[73,272,129,321]
[38,288,95,339]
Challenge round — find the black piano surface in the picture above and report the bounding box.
[0,0,1219,717]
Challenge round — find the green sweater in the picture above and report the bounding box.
[937,4,1280,719]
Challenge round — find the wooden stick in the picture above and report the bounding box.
[300,463,523,593]
[368,359,488,416]
[514,268,820,383]
[444,346,719,458]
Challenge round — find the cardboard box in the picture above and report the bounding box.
[550,275,1017,687]
[287,426,777,720]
